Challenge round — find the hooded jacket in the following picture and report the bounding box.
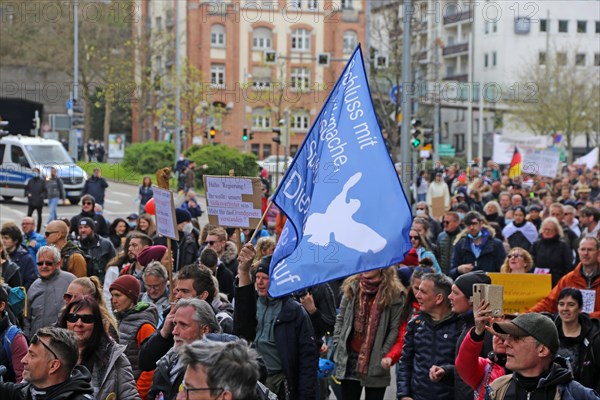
[450,227,506,279]
[8,247,37,290]
[1,259,22,289]
[487,356,599,400]
[0,365,94,400]
[24,176,47,207]
[531,235,574,286]
[70,210,108,238]
[555,313,600,392]
[221,241,239,276]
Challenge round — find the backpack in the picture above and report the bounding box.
[2,324,22,370]
[7,287,26,319]
[62,247,92,276]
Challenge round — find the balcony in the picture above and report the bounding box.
[444,9,472,25]
[442,42,468,57]
[417,51,428,61]
[443,74,468,82]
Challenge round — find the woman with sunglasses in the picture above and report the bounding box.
[499,247,534,274]
[58,295,140,400]
[63,276,118,340]
[409,229,441,273]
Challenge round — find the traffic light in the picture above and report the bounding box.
[272,127,281,144]
[423,128,433,145]
[249,132,254,140]
[71,99,85,129]
[209,126,216,139]
[243,128,248,141]
[411,119,423,149]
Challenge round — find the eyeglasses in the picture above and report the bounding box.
[37,260,55,266]
[66,313,95,324]
[21,222,33,225]
[467,221,480,226]
[416,208,426,211]
[44,231,58,237]
[145,282,166,291]
[205,241,217,246]
[31,334,59,360]
[82,201,93,205]
[409,236,420,240]
[63,293,74,302]
[181,384,223,400]
[508,254,523,259]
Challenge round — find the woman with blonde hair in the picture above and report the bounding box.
[252,236,276,267]
[136,213,156,238]
[63,276,119,339]
[499,247,534,274]
[333,266,403,400]
[531,217,573,286]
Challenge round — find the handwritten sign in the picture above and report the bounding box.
[522,149,560,178]
[580,290,596,314]
[489,273,552,314]
[152,187,179,240]
[204,176,263,229]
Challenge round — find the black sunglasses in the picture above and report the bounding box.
[66,313,95,324]
[37,260,55,266]
[205,241,217,246]
[409,236,420,240]
[82,201,93,205]
[31,334,59,360]
[44,231,58,237]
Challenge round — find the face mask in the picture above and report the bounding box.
[458,213,465,221]
[505,219,513,225]
[128,221,137,228]
[33,172,39,178]
[467,231,483,240]
[416,209,425,216]
[182,222,193,234]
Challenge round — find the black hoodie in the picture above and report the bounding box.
[0,365,94,400]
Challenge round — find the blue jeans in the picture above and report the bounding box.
[47,197,59,223]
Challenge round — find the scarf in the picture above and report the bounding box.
[353,274,384,377]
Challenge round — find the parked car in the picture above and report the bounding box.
[258,155,293,174]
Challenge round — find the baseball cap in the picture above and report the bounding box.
[493,313,559,353]
[79,217,96,228]
[126,213,139,220]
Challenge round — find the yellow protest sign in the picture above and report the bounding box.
[488,273,552,314]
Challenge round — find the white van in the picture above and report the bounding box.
[0,135,87,204]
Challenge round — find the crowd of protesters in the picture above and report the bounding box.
[0,158,599,399]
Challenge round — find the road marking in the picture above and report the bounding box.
[104,199,123,205]
[112,191,131,197]
[0,206,26,218]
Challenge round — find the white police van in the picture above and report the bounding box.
[0,135,87,204]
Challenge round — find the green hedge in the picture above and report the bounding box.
[122,142,176,175]
[185,145,258,188]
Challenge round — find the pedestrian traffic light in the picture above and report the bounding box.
[411,119,423,149]
[71,99,85,129]
[243,128,248,141]
[210,126,216,138]
[423,128,433,146]
[272,127,281,144]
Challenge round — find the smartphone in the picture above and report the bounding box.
[472,284,504,317]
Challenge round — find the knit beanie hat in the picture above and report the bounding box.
[109,275,140,303]
[136,245,167,267]
[255,255,271,276]
[454,270,491,300]
[175,208,192,224]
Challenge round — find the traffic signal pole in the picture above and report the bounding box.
[400,0,413,199]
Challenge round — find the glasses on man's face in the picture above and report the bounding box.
[31,334,59,360]
[205,241,217,246]
[181,384,223,400]
[44,231,58,237]
[82,201,93,206]
[37,260,55,266]
[145,282,166,291]
[66,313,95,324]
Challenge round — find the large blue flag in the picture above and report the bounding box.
[268,45,412,297]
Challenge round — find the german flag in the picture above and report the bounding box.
[508,146,522,179]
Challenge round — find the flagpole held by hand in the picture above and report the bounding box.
[248,200,272,245]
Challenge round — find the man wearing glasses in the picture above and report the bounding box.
[489,313,599,399]
[0,326,94,399]
[69,194,108,238]
[436,211,462,275]
[24,246,76,337]
[45,220,88,278]
[20,216,46,264]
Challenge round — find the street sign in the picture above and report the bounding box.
[438,143,456,157]
[389,85,402,105]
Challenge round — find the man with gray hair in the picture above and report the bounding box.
[0,327,94,399]
[179,340,262,400]
[24,246,76,336]
[147,298,235,400]
[397,273,463,400]
[140,261,170,326]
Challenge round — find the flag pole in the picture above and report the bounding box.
[248,200,272,244]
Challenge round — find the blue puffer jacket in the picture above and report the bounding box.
[450,228,505,279]
[396,311,464,400]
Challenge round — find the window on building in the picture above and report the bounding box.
[343,30,358,53]
[484,53,489,68]
[594,53,600,66]
[575,53,586,66]
[290,145,299,157]
[251,143,260,157]
[540,19,547,32]
[251,108,271,129]
[454,133,465,152]
[291,28,311,51]
[307,0,318,10]
[558,20,568,33]
[341,0,353,9]
[557,52,567,65]
[596,21,600,34]
[492,22,498,33]
[155,16,162,30]
[485,21,490,34]
[577,20,587,33]
[211,24,226,47]
[251,66,272,89]
[483,118,488,133]
[290,0,301,7]
[291,112,310,131]
[291,67,310,89]
[252,27,272,49]
[262,144,272,158]
[539,52,546,65]
[210,64,225,87]
[492,51,497,67]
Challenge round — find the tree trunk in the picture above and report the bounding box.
[103,100,112,155]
